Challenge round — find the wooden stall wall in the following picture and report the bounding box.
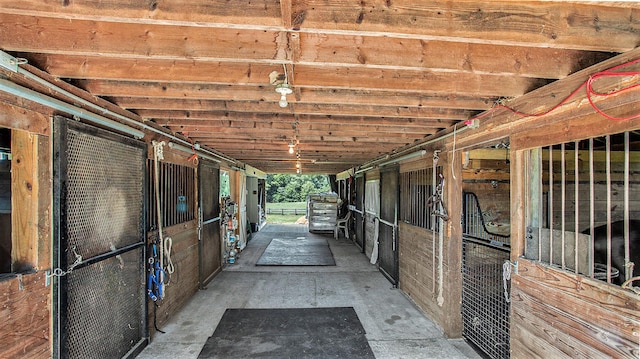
[0,123,51,357]
[147,147,200,335]
[505,66,640,357]
[510,258,639,358]
[397,152,463,337]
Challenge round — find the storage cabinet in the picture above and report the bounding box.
[307,193,338,233]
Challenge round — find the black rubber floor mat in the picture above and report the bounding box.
[198,307,375,359]
[256,237,335,266]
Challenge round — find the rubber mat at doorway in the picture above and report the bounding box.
[255,237,336,266]
[198,307,375,359]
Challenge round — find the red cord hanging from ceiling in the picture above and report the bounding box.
[465,58,640,125]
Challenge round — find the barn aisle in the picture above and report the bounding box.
[137,224,481,359]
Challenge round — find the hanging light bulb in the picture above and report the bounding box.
[279,93,288,108]
[275,83,293,108]
[288,141,295,154]
[296,168,301,174]
[296,161,301,169]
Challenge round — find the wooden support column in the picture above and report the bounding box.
[442,150,463,337]
[510,149,528,261]
[11,129,50,272]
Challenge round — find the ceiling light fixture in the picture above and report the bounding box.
[275,63,293,108]
[288,140,295,154]
[276,83,292,108]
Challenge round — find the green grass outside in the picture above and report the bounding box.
[266,202,307,224]
[266,201,306,209]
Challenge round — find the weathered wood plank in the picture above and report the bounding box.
[1,14,286,61]
[36,135,50,270]
[0,271,50,358]
[168,125,435,138]
[0,0,282,27]
[510,311,576,359]
[24,54,277,84]
[293,1,640,52]
[293,64,549,97]
[23,53,547,98]
[516,259,640,318]
[155,118,454,131]
[189,132,418,144]
[513,273,639,357]
[114,97,472,120]
[0,100,49,135]
[1,1,637,53]
[150,227,199,331]
[80,80,495,110]
[299,32,613,79]
[11,130,38,271]
[143,111,457,128]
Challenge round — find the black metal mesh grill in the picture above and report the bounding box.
[66,249,145,358]
[66,130,144,261]
[462,239,510,359]
[54,118,147,359]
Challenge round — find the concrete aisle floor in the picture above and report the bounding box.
[137,223,482,359]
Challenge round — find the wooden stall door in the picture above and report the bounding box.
[379,167,399,285]
[198,160,221,288]
[53,117,147,358]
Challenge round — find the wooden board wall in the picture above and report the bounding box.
[146,145,203,336]
[398,223,462,337]
[150,225,200,333]
[0,130,51,359]
[511,259,639,359]
[0,271,51,358]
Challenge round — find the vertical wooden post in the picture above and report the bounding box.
[510,146,530,262]
[443,150,463,337]
[11,130,37,272]
[10,129,50,272]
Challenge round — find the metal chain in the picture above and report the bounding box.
[48,246,83,278]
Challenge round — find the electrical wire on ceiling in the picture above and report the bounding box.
[465,58,640,125]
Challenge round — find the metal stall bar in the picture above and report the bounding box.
[549,146,554,266]
[606,135,612,283]
[624,132,631,282]
[561,143,566,270]
[589,138,595,280]
[574,141,580,275]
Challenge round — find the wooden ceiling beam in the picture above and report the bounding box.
[293,65,550,97]
[185,131,423,144]
[167,125,435,138]
[153,118,452,131]
[292,1,640,52]
[24,53,548,97]
[191,138,396,150]
[78,80,496,110]
[113,97,474,120]
[1,13,613,79]
[297,32,614,79]
[140,110,457,127]
[0,0,283,27]
[1,1,637,52]
[1,14,286,62]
